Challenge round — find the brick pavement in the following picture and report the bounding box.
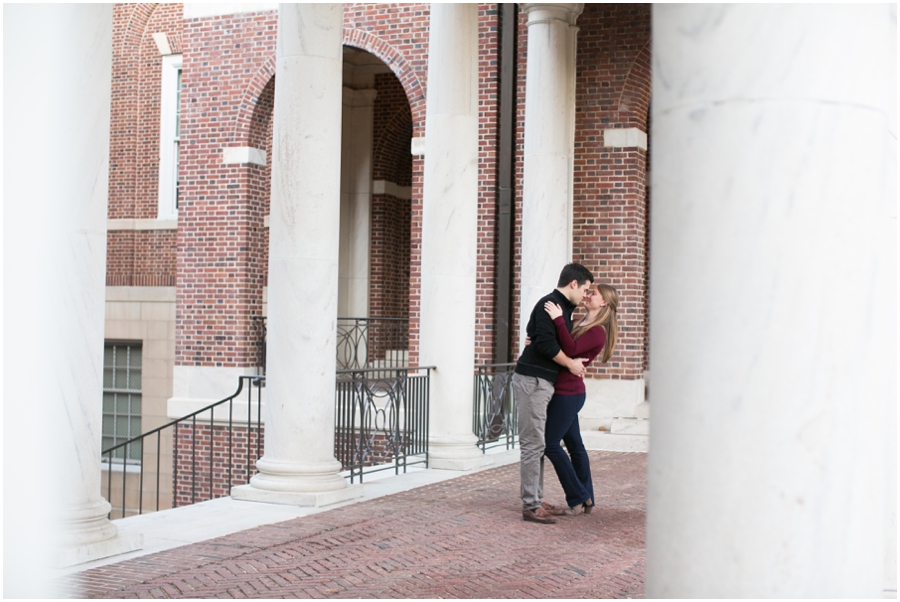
[60,451,646,599]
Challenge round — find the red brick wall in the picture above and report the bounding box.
[369,73,412,321]
[571,4,651,380]
[174,423,261,506]
[370,195,411,320]
[175,10,277,368]
[107,3,181,286]
[112,3,651,378]
[106,231,134,287]
[372,73,413,187]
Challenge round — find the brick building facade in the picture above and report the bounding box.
[9,4,892,592]
[104,2,652,514]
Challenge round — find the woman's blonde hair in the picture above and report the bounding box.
[571,283,619,363]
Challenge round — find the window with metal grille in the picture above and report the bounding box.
[102,342,142,463]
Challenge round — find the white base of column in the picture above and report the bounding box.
[230,484,363,507]
[580,378,646,430]
[231,458,363,507]
[428,437,494,471]
[51,533,144,569]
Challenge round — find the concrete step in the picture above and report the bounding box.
[611,417,649,436]
[582,430,648,453]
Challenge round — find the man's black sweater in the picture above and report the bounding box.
[514,289,576,383]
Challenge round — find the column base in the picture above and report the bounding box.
[51,533,144,568]
[230,483,363,507]
[428,437,494,471]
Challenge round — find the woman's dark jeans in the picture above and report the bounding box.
[544,392,594,508]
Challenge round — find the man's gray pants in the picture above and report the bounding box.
[513,372,555,512]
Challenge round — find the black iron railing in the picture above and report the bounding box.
[335,366,432,483]
[473,363,518,452]
[336,317,409,370]
[252,317,409,372]
[101,375,264,519]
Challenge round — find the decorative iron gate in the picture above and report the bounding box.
[473,363,518,451]
[335,366,432,483]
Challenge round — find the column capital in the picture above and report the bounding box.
[520,3,583,26]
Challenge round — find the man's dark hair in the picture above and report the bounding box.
[557,263,594,288]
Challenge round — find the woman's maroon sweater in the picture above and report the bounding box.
[552,315,606,395]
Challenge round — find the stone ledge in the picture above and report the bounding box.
[107,219,177,231]
[230,483,363,507]
[106,286,176,303]
[183,3,277,19]
[603,127,648,150]
[428,454,494,471]
[611,418,650,436]
[582,431,648,453]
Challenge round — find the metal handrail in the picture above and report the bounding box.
[102,375,264,519]
[335,364,434,376]
[101,361,436,517]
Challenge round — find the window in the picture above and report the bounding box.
[102,342,143,463]
[158,54,182,220]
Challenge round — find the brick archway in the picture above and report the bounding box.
[342,28,426,136]
[230,55,277,146]
[231,28,427,144]
[616,38,652,130]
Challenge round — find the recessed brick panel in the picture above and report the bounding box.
[372,73,413,187]
[370,194,411,320]
[107,3,183,286]
[175,10,277,368]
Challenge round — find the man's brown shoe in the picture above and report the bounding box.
[523,506,557,524]
[541,501,568,516]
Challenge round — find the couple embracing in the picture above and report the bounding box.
[513,263,619,524]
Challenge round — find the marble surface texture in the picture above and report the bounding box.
[646,4,895,597]
[338,89,374,318]
[520,7,579,344]
[250,4,349,495]
[419,4,486,469]
[3,6,138,593]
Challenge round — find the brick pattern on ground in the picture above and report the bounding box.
[60,451,645,599]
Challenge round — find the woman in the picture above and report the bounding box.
[543,283,619,515]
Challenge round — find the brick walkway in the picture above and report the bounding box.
[60,451,646,599]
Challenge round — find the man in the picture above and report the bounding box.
[513,263,594,524]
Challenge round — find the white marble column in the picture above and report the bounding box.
[646,5,896,597]
[231,4,362,506]
[519,3,582,344]
[419,3,489,470]
[338,87,377,320]
[3,5,143,584]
